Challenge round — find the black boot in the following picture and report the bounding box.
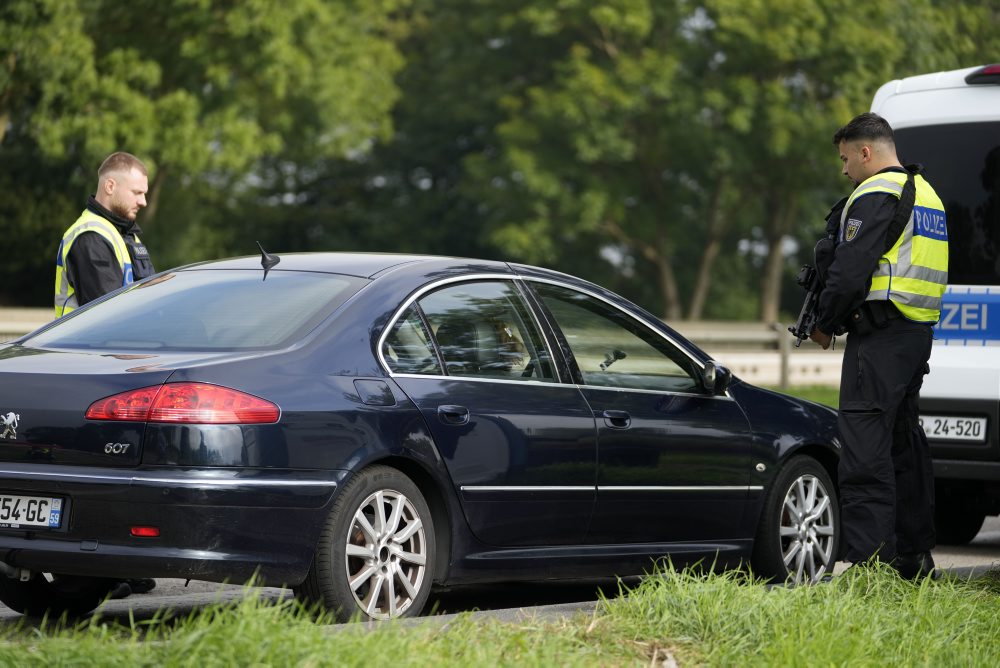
[894,552,941,580]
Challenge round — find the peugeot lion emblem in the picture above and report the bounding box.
[0,412,20,440]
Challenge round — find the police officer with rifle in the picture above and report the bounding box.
[792,113,949,579]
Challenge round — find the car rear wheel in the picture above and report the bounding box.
[751,456,839,584]
[0,572,115,617]
[296,465,435,622]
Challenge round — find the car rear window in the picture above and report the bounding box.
[31,269,366,351]
[894,122,1000,286]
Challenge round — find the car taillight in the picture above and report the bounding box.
[965,64,1000,85]
[86,383,280,424]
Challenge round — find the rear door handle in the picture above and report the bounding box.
[438,405,470,426]
[601,409,631,429]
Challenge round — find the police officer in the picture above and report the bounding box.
[55,152,156,317]
[811,113,948,579]
[53,152,159,598]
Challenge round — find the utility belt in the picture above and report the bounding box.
[847,300,902,336]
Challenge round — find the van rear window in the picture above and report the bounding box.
[895,122,1000,286]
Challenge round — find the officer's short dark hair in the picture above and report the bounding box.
[98,152,148,179]
[832,113,895,147]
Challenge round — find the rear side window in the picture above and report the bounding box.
[28,270,366,351]
[415,281,558,382]
[895,122,1000,285]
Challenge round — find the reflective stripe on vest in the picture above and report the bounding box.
[54,212,134,318]
[839,172,949,324]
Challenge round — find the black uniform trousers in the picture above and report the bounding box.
[837,315,936,563]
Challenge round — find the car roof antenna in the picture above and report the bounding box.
[256,241,280,281]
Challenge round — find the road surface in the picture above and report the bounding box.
[1,516,997,627]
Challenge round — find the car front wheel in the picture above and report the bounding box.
[751,456,839,584]
[296,465,435,622]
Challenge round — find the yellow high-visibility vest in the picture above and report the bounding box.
[54,212,134,318]
[840,171,949,323]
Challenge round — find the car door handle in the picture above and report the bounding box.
[601,410,631,429]
[438,405,471,426]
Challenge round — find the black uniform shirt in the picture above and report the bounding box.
[816,167,906,334]
[66,196,155,306]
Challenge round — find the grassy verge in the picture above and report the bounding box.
[766,384,839,407]
[3,566,999,666]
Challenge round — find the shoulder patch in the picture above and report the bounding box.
[845,219,863,242]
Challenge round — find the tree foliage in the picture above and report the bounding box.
[2,0,998,316]
[0,0,406,303]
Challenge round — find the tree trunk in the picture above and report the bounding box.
[759,190,798,323]
[687,176,728,320]
[654,252,682,322]
[604,219,683,321]
[142,168,166,226]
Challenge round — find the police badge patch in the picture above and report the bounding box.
[845,218,863,242]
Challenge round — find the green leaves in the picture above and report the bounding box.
[2,0,999,311]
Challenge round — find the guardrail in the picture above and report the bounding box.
[0,308,50,344]
[669,321,842,389]
[0,308,840,388]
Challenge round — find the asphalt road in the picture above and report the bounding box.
[2,516,998,627]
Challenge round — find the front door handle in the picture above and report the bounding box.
[601,409,631,429]
[438,405,470,426]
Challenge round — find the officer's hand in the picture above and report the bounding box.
[810,328,832,350]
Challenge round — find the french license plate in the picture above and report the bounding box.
[0,494,62,529]
[919,415,987,443]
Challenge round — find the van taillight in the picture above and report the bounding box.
[86,383,280,424]
[965,64,1000,85]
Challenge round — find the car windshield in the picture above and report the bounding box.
[30,269,366,351]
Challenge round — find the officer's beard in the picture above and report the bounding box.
[108,197,137,222]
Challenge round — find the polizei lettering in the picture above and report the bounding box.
[938,302,988,331]
[912,206,948,241]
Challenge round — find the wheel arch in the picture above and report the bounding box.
[371,455,453,584]
[782,443,840,489]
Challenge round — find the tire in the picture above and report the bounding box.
[751,456,839,584]
[934,501,986,545]
[296,465,435,622]
[0,573,115,617]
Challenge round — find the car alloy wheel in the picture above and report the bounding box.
[778,473,836,584]
[345,488,429,619]
[296,465,435,622]
[751,456,839,585]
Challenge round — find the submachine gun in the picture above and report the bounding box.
[788,197,847,347]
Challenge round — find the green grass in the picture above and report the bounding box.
[3,565,1000,666]
[766,384,839,407]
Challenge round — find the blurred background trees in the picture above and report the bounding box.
[2,0,998,320]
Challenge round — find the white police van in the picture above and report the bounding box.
[871,64,1000,543]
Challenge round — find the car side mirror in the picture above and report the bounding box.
[701,360,732,395]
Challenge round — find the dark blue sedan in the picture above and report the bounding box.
[0,252,840,620]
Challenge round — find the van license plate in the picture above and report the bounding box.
[0,494,62,529]
[919,415,987,442]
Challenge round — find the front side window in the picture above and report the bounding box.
[532,282,702,393]
[417,281,557,381]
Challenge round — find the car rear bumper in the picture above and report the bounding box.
[0,465,344,585]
